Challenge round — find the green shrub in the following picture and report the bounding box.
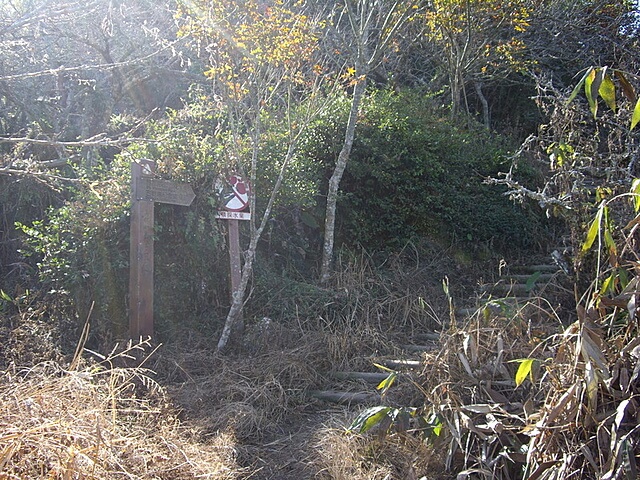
[300,89,545,252]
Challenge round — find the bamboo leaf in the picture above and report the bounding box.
[373,362,395,373]
[632,178,640,212]
[631,97,640,130]
[376,372,397,394]
[580,328,611,381]
[622,437,637,479]
[430,412,443,436]
[585,360,598,412]
[615,70,637,102]
[348,406,392,433]
[515,358,535,387]
[582,206,604,252]
[599,272,615,296]
[604,227,618,266]
[567,67,593,104]
[585,68,600,118]
[598,71,616,112]
[525,271,542,292]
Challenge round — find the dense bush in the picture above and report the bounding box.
[8,87,549,349]
[296,89,546,253]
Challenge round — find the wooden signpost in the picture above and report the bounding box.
[129,159,195,338]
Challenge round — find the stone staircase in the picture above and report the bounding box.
[309,248,571,407]
[309,338,435,406]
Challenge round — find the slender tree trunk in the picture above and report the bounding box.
[474,81,490,128]
[217,235,257,351]
[319,75,367,284]
[217,138,298,351]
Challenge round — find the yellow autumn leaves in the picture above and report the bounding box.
[176,0,321,100]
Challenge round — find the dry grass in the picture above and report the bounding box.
[313,411,440,480]
[332,289,640,480]
[159,334,329,442]
[0,339,243,479]
[7,240,635,479]
[310,274,639,480]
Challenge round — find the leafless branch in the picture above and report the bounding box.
[0,134,159,148]
[0,40,184,82]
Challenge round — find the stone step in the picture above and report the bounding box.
[400,344,436,353]
[412,332,441,342]
[332,371,390,383]
[549,246,574,253]
[378,359,421,370]
[481,283,534,296]
[457,297,539,317]
[309,389,379,405]
[509,264,560,274]
[501,273,556,283]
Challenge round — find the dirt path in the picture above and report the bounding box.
[239,409,348,479]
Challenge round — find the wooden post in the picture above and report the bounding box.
[130,159,156,338]
[228,219,242,298]
[228,218,243,331]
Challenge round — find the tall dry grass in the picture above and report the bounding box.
[315,287,640,479]
[0,338,243,479]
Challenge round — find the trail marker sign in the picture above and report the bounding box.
[135,177,195,206]
[129,159,194,339]
[216,174,250,330]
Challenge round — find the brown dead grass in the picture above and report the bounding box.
[158,333,330,442]
[313,411,443,480]
[321,287,639,480]
[0,339,243,479]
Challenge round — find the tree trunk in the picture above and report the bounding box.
[217,138,298,352]
[319,75,367,284]
[474,81,490,128]
[217,237,257,351]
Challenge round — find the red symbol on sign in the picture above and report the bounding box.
[223,175,250,212]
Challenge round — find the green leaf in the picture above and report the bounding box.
[604,226,616,255]
[376,372,397,394]
[598,71,616,112]
[525,271,542,292]
[632,98,640,130]
[0,290,13,303]
[585,68,599,118]
[618,268,630,290]
[631,179,640,212]
[515,358,536,387]
[599,272,615,296]
[430,413,443,437]
[567,67,593,104]
[348,406,392,434]
[582,206,604,252]
[417,412,444,440]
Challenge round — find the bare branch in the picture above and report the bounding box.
[0,134,159,148]
[0,40,184,82]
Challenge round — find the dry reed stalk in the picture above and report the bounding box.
[409,292,640,480]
